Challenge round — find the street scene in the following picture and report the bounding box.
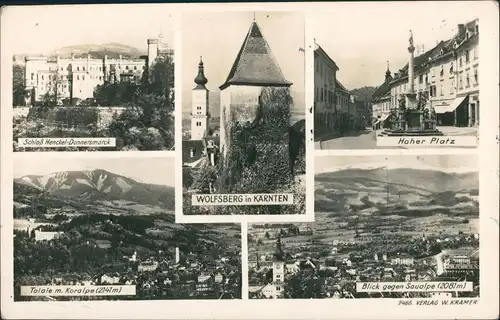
[12,6,175,151]
[312,8,479,149]
[13,156,242,301]
[181,11,306,216]
[248,154,479,299]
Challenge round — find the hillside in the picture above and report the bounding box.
[50,43,145,59]
[315,167,479,218]
[350,86,377,102]
[15,169,174,209]
[316,167,478,193]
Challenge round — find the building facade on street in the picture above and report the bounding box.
[23,36,174,105]
[314,41,359,137]
[372,18,479,129]
[314,42,338,135]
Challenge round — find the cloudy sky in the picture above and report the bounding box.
[14,156,175,186]
[181,11,305,117]
[310,1,482,90]
[315,154,478,174]
[4,5,174,54]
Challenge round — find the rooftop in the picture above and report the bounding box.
[220,21,292,90]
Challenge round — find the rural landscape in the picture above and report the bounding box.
[13,158,242,301]
[248,155,479,299]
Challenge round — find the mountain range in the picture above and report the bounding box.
[315,167,478,193]
[15,169,174,209]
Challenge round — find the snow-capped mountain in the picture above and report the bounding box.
[14,169,174,209]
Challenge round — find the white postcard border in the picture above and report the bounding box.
[0,2,498,320]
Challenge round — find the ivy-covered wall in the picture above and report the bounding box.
[218,87,293,193]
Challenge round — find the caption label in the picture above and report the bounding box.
[20,285,136,296]
[18,138,116,148]
[377,136,477,147]
[357,281,473,292]
[192,193,294,206]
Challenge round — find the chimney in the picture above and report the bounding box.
[458,24,466,39]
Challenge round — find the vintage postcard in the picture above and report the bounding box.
[248,154,480,299]
[10,153,242,301]
[312,8,479,150]
[9,5,175,152]
[177,10,311,222]
[1,2,499,320]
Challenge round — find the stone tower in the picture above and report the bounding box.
[191,57,209,140]
[147,39,159,69]
[219,20,292,158]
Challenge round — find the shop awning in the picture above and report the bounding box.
[434,96,467,114]
[375,113,390,124]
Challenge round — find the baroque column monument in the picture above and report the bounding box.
[381,30,443,137]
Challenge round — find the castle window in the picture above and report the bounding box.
[134,66,137,70]
[465,50,470,63]
[99,76,102,81]
[83,66,86,71]
[31,73,34,80]
[419,74,423,83]
[83,75,85,81]
[466,74,470,87]
[77,66,80,71]
[99,67,102,71]
[474,68,478,84]
[77,75,80,80]
[126,66,129,70]
[449,62,454,73]
[440,66,444,77]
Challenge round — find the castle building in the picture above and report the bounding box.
[23,37,173,105]
[218,20,292,159]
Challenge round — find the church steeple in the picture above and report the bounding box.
[194,56,208,89]
[273,235,285,262]
[385,61,392,81]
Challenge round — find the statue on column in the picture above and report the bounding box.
[409,30,414,47]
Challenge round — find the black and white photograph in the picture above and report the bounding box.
[180,11,307,217]
[11,5,175,152]
[312,3,480,150]
[248,154,479,299]
[13,155,242,301]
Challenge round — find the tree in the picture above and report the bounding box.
[13,64,25,106]
[106,53,175,150]
[41,72,63,106]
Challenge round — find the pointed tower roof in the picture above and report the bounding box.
[219,21,292,90]
[273,235,285,262]
[194,57,208,90]
[385,61,392,80]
